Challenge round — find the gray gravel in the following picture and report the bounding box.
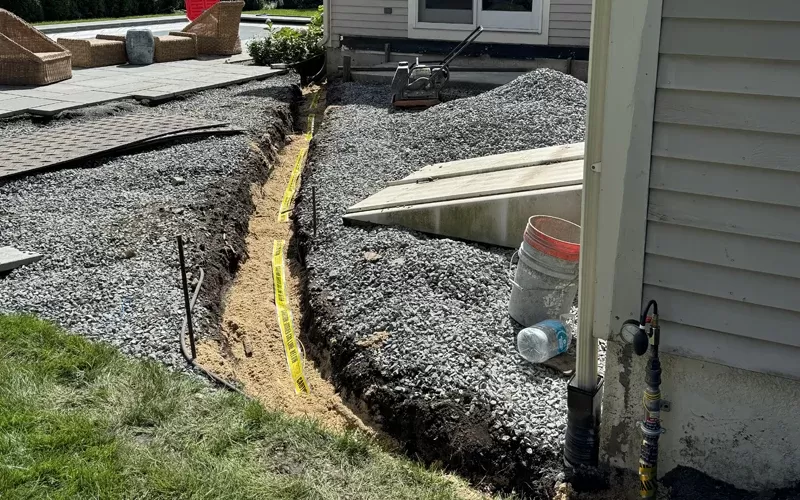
[298,69,599,489]
[0,74,298,370]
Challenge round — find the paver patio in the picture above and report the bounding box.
[0,59,285,117]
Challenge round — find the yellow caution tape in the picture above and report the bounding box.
[309,91,320,111]
[272,239,309,394]
[277,147,307,223]
[305,115,315,140]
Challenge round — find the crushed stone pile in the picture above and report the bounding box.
[297,69,602,496]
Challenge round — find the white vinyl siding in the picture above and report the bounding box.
[644,0,800,378]
[548,0,590,46]
[330,0,409,39]
[330,0,591,46]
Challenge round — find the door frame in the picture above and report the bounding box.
[407,0,550,45]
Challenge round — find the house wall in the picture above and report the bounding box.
[549,0,591,46]
[599,0,800,490]
[328,0,591,46]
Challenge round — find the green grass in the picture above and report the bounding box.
[243,8,318,17]
[0,314,493,500]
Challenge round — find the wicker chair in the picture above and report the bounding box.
[57,37,127,68]
[0,9,71,85]
[181,1,244,56]
[100,32,198,63]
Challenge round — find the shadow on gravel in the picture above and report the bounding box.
[236,86,300,104]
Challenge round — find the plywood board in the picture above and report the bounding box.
[349,159,584,213]
[393,142,584,185]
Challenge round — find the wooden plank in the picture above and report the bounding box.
[645,221,800,280]
[644,254,800,313]
[660,18,800,61]
[655,88,800,136]
[550,13,591,22]
[648,189,800,243]
[642,284,800,348]
[348,160,583,213]
[662,0,800,22]
[650,157,800,209]
[395,142,584,185]
[652,122,800,173]
[654,320,800,380]
[0,247,42,273]
[657,54,800,99]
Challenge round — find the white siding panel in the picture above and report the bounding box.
[650,157,800,209]
[655,89,800,136]
[652,123,800,173]
[655,321,800,380]
[646,222,800,280]
[663,0,800,22]
[549,0,591,45]
[660,18,800,61]
[642,285,800,348]
[644,255,800,314]
[647,189,800,243]
[657,55,800,99]
[330,0,408,39]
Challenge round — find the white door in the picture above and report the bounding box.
[478,0,543,32]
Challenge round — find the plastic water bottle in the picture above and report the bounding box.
[517,319,571,363]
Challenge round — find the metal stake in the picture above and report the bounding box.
[177,235,196,360]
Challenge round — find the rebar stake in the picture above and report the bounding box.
[177,235,196,360]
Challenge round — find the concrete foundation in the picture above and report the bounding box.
[600,339,800,491]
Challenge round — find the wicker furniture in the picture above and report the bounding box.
[0,9,71,85]
[57,37,127,68]
[154,32,198,62]
[181,1,244,56]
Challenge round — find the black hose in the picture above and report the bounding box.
[179,267,246,395]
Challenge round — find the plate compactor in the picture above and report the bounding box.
[390,26,484,109]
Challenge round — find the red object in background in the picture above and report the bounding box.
[185,0,220,20]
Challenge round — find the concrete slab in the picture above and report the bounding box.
[345,144,586,248]
[345,185,583,249]
[0,247,43,273]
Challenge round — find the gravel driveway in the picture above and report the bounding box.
[295,70,595,497]
[0,73,299,370]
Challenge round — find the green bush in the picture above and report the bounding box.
[249,6,323,65]
[280,0,322,8]
[244,0,265,10]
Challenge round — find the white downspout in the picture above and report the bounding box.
[321,0,331,47]
[574,0,611,391]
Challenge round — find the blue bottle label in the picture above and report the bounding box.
[538,320,569,353]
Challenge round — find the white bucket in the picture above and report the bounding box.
[509,216,580,327]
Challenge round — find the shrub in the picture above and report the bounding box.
[280,0,322,8]
[248,5,324,65]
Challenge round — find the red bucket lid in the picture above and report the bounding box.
[524,215,581,262]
